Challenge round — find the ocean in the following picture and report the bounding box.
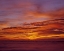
[0,40,64,51]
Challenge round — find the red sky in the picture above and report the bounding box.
[0,0,64,28]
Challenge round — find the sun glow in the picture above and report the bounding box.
[25,32,64,40]
[27,32,38,40]
[0,33,64,40]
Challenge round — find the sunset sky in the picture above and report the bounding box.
[0,1,64,51]
[0,0,64,40]
[0,0,64,28]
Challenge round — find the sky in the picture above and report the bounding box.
[0,0,64,28]
[0,0,64,40]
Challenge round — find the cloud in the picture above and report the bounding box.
[0,35,5,38]
[0,21,10,29]
[0,0,40,23]
[0,0,64,28]
[48,7,64,19]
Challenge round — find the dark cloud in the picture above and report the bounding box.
[0,36,5,38]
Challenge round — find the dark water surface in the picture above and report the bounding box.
[0,41,64,51]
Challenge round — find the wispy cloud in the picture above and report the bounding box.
[0,0,64,28]
[0,21,9,29]
[48,7,64,19]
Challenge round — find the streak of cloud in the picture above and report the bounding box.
[48,7,64,19]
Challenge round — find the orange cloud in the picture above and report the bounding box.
[0,19,64,40]
[0,21,9,29]
[48,8,64,19]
